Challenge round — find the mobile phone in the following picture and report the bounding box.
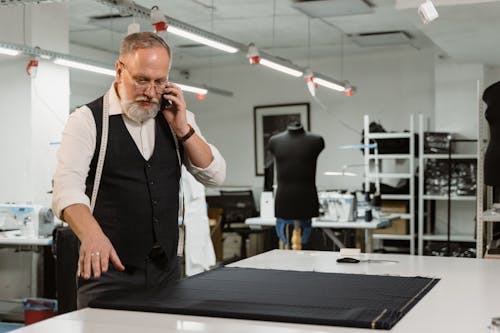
[160,94,172,110]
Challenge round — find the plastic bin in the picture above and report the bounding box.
[22,298,58,325]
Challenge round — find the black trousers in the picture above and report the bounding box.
[77,254,181,309]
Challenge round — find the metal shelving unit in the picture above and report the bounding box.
[417,114,478,256]
[421,195,476,201]
[363,114,416,254]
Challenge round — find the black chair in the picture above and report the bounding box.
[52,226,79,314]
[209,190,263,259]
[219,190,258,224]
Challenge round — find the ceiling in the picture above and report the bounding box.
[37,0,500,72]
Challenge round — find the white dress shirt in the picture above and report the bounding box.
[52,84,226,218]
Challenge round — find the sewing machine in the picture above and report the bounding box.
[318,191,356,222]
[0,204,55,238]
[0,204,56,321]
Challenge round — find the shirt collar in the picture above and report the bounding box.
[108,82,123,116]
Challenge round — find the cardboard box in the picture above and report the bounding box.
[208,208,223,261]
[484,252,500,260]
[375,201,409,235]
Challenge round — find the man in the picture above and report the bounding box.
[52,32,226,308]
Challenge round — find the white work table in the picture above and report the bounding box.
[0,231,52,246]
[0,231,52,303]
[11,249,500,333]
[245,216,393,229]
[245,215,397,251]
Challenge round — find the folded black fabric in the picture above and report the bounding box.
[90,267,439,330]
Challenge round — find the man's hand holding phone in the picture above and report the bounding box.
[160,93,172,110]
[160,83,189,139]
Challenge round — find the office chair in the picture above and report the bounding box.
[52,226,79,314]
[218,190,263,259]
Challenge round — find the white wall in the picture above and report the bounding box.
[30,62,70,206]
[0,59,32,203]
[182,47,436,193]
[484,65,500,89]
[0,3,69,206]
[434,59,483,142]
[66,45,438,201]
[68,44,115,110]
[0,5,34,203]
[178,47,482,241]
[28,36,491,215]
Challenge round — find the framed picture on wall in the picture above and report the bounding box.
[253,103,310,176]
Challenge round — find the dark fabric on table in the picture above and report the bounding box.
[90,267,439,330]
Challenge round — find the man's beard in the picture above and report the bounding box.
[120,91,160,123]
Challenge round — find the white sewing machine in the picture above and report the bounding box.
[0,204,55,238]
[318,191,356,222]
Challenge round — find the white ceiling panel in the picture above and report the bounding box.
[56,0,500,70]
[293,0,374,18]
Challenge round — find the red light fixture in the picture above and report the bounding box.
[150,6,167,33]
[246,43,261,64]
[343,81,355,96]
[304,68,317,97]
[26,57,38,77]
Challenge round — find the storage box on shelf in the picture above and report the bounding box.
[363,114,416,254]
[418,114,478,256]
[374,201,409,235]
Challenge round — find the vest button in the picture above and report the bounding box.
[152,200,158,205]
[145,163,151,168]
[149,181,154,185]
[153,217,159,223]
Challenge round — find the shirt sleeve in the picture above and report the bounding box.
[51,106,96,219]
[183,112,226,187]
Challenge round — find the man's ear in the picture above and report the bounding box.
[115,61,123,82]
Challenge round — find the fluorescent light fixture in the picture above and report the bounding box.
[260,58,303,77]
[168,26,239,54]
[174,82,208,95]
[325,164,365,176]
[0,47,20,56]
[95,0,352,95]
[324,171,357,177]
[315,78,346,92]
[53,58,116,76]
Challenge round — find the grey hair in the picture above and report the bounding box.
[120,32,172,60]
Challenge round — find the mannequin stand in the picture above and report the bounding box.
[291,220,302,250]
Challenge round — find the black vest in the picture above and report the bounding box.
[85,96,182,267]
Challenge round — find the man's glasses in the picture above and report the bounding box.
[119,61,167,94]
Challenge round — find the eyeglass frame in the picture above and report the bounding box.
[118,60,168,94]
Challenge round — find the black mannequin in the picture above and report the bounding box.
[268,121,325,219]
[483,81,500,239]
[263,160,274,192]
[483,81,500,188]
